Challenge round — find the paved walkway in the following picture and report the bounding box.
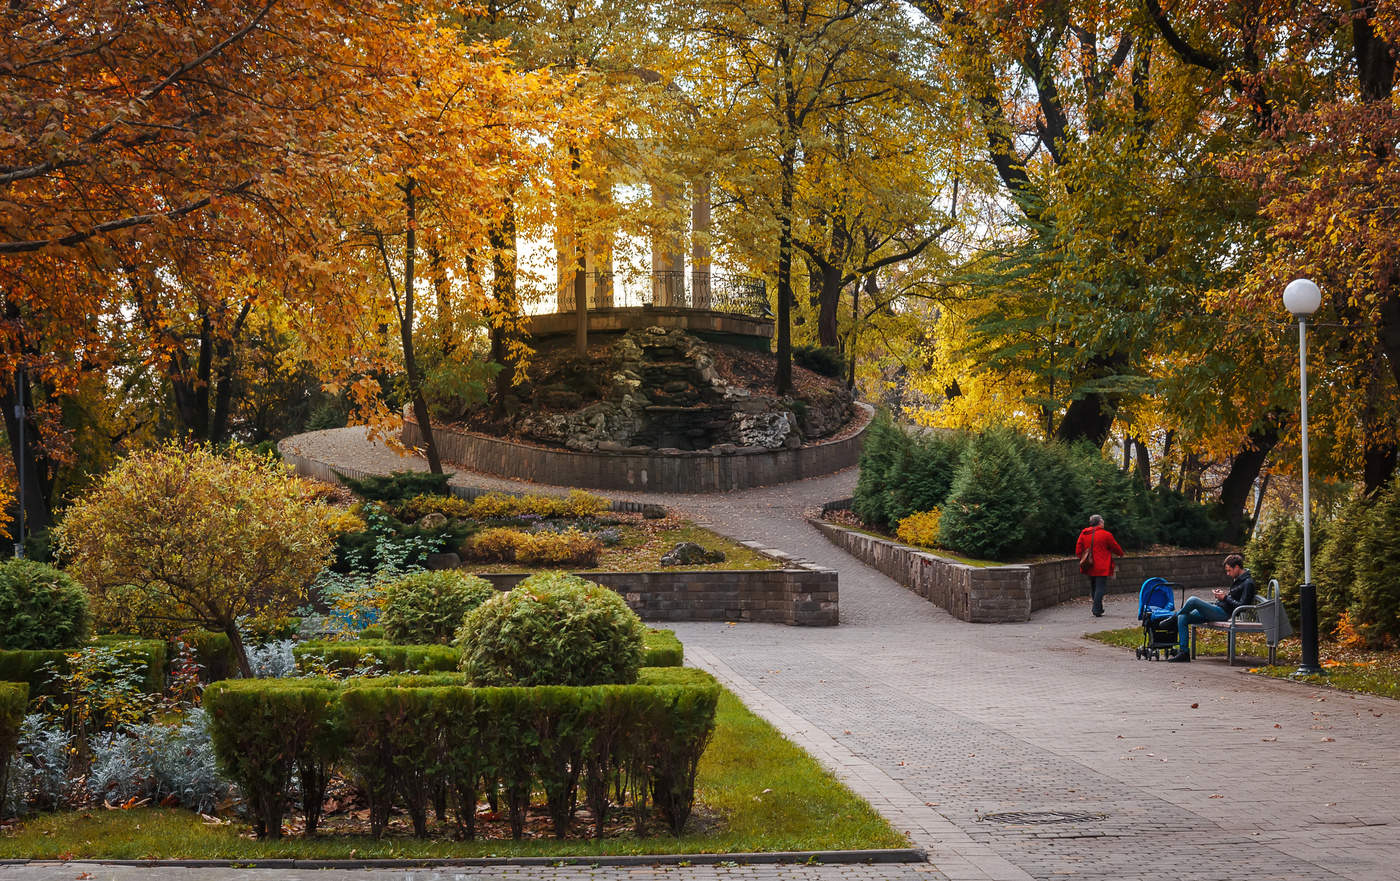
[43,427,1386,881]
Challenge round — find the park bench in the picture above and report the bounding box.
[1189,578,1292,666]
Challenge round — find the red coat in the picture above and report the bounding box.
[1075,526,1124,577]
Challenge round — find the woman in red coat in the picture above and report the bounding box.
[1075,514,1125,617]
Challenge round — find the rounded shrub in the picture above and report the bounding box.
[0,560,91,650]
[379,570,496,645]
[456,571,646,686]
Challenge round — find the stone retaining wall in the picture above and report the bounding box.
[811,519,1226,623]
[402,403,873,493]
[477,556,838,627]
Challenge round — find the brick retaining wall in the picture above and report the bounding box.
[477,559,839,627]
[812,519,1227,623]
[401,403,873,493]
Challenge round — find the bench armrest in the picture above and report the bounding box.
[1229,603,1262,624]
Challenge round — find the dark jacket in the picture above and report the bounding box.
[1218,569,1257,615]
[1075,526,1125,577]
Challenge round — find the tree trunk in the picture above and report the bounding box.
[1132,435,1151,487]
[1,369,53,541]
[399,178,443,474]
[775,145,795,395]
[226,621,254,679]
[1363,440,1396,495]
[490,202,519,413]
[1213,420,1280,543]
[1055,393,1116,447]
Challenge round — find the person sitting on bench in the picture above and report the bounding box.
[1166,553,1256,663]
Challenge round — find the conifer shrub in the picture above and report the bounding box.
[514,529,601,567]
[1314,492,1371,639]
[852,412,908,529]
[883,432,965,527]
[468,527,524,562]
[937,428,1037,559]
[1352,478,1400,647]
[380,571,496,645]
[0,560,90,651]
[0,681,27,816]
[339,470,452,502]
[456,572,646,687]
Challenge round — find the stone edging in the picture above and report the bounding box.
[10,848,926,869]
[811,517,1227,623]
[276,438,839,626]
[401,403,874,494]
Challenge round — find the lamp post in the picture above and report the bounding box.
[1283,278,1323,676]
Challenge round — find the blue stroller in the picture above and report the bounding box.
[1134,577,1183,660]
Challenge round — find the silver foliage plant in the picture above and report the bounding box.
[85,709,233,813]
[245,639,298,679]
[5,714,73,815]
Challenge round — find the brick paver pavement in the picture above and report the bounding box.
[140,426,1395,881]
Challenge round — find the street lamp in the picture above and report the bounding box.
[1283,278,1323,676]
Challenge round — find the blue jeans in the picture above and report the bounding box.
[1176,597,1228,650]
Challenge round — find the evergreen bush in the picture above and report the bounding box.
[1353,478,1400,647]
[938,428,1037,559]
[852,412,907,529]
[0,560,90,651]
[793,344,845,378]
[884,432,964,527]
[1314,492,1371,639]
[456,572,646,687]
[339,470,452,502]
[643,629,684,667]
[380,571,496,645]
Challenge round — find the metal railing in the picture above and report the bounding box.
[559,270,771,319]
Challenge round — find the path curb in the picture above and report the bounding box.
[15,848,927,869]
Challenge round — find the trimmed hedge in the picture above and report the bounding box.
[204,678,343,839]
[292,640,459,675]
[293,629,682,677]
[206,668,720,839]
[0,638,166,696]
[0,681,27,818]
[643,629,683,667]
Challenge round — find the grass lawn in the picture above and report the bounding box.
[458,516,780,575]
[0,689,906,859]
[1086,626,1400,701]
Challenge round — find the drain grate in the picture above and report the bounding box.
[980,810,1107,825]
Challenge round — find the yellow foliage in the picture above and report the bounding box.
[400,494,473,521]
[514,529,602,567]
[322,506,368,537]
[466,490,609,520]
[896,509,943,549]
[469,528,524,562]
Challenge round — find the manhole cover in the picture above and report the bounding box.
[980,810,1107,825]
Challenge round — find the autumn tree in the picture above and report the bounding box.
[56,446,333,678]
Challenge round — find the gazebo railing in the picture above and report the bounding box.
[562,270,770,319]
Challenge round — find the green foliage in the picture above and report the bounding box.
[205,671,720,840]
[291,640,460,675]
[0,681,27,818]
[852,412,906,529]
[1314,492,1371,639]
[36,642,164,745]
[793,344,845,379]
[380,571,496,645]
[0,560,91,651]
[642,629,683,667]
[203,679,343,839]
[1353,478,1400,647]
[937,428,1037,559]
[186,631,236,683]
[456,572,646,687]
[339,470,452,502]
[0,639,165,698]
[884,433,965,528]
